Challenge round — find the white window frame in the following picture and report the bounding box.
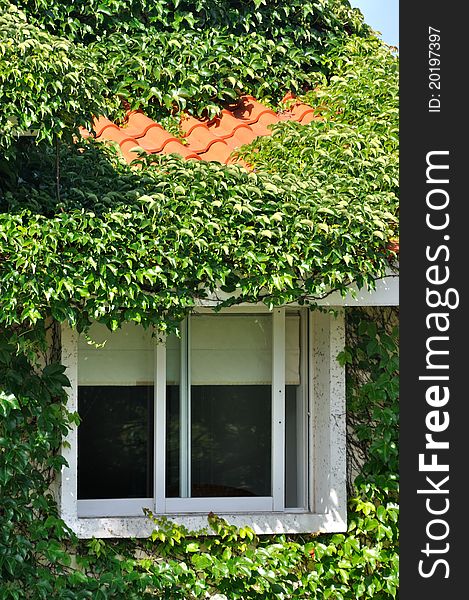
[59,306,347,538]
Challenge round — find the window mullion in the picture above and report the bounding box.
[272,307,285,511]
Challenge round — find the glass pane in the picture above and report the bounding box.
[166,384,180,497]
[190,314,272,497]
[190,314,272,384]
[286,314,300,385]
[285,312,304,509]
[285,385,300,508]
[77,323,155,500]
[78,322,154,385]
[166,332,181,497]
[165,315,273,499]
[191,385,271,497]
[78,386,154,499]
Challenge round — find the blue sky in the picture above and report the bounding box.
[351,0,399,47]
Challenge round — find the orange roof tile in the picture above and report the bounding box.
[81,94,320,167]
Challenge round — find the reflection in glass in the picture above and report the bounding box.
[285,312,303,509]
[285,385,300,508]
[78,386,154,499]
[166,385,180,497]
[191,385,271,497]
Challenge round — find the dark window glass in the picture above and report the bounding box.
[166,385,180,497]
[190,385,271,497]
[285,384,300,508]
[78,386,154,499]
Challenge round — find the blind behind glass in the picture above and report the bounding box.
[78,322,154,386]
[166,314,300,385]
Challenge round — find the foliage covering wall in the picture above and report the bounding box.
[1,0,398,597]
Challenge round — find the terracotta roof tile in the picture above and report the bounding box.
[83,93,319,167]
[209,111,257,146]
[197,141,233,164]
[287,102,319,124]
[230,95,278,125]
[92,115,120,137]
[183,124,229,155]
[136,127,180,153]
[122,110,163,138]
[279,92,322,124]
[119,139,144,164]
[99,126,137,147]
[222,128,258,150]
[162,140,201,160]
[180,115,208,136]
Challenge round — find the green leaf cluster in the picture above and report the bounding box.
[237,36,398,188]
[14,0,368,42]
[0,329,76,598]
[0,1,109,147]
[0,137,396,332]
[2,0,371,134]
[341,308,399,493]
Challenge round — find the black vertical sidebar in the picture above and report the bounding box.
[400,2,468,597]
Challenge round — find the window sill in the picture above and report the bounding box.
[63,510,347,539]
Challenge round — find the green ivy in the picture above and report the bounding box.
[2,0,371,133]
[0,141,396,332]
[0,1,109,147]
[237,36,398,178]
[13,0,368,41]
[0,30,398,331]
[344,315,399,501]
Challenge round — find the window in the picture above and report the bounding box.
[60,307,347,537]
[76,322,155,517]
